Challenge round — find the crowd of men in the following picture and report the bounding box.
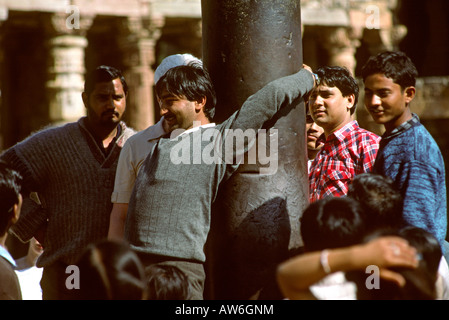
[0,50,447,300]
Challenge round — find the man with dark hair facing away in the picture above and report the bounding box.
[347,172,405,231]
[145,264,191,300]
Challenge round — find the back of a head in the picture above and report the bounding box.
[352,227,439,300]
[145,264,191,300]
[300,196,366,252]
[399,226,442,280]
[315,65,359,114]
[347,173,404,230]
[386,226,439,300]
[84,65,128,97]
[361,51,418,89]
[155,64,217,121]
[77,240,146,300]
[0,160,22,236]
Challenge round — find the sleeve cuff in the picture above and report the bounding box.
[9,198,48,243]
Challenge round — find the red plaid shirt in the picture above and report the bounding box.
[309,120,380,203]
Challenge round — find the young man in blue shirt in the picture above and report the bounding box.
[362,51,447,252]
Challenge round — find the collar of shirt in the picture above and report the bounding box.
[146,117,168,142]
[316,132,326,147]
[382,113,420,141]
[78,117,123,154]
[324,120,360,145]
[0,245,16,268]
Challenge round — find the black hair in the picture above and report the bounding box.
[347,173,405,230]
[398,226,442,281]
[155,64,217,121]
[361,51,418,90]
[315,66,359,115]
[84,65,128,97]
[349,226,440,300]
[77,240,146,300]
[0,160,22,236]
[300,196,366,252]
[145,264,191,300]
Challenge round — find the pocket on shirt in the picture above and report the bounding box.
[326,168,353,181]
[324,162,353,196]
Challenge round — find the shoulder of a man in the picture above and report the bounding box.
[116,122,136,146]
[7,122,77,159]
[126,126,155,145]
[351,122,380,140]
[24,121,73,140]
[391,123,441,164]
[0,257,21,300]
[336,122,380,152]
[413,122,442,155]
[125,119,165,142]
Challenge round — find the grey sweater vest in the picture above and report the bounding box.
[125,69,314,263]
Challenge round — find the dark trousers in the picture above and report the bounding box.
[137,252,205,300]
[41,261,80,300]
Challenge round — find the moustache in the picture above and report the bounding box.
[102,110,119,117]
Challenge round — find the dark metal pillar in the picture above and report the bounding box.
[202,1,308,299]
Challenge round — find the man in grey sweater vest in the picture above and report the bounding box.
[125,63,316,299]
[1,66,135,299]
[108,54,202,240]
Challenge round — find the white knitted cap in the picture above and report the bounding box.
[154,53,202,84]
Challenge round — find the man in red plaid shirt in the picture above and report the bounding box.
[308,66,380,203]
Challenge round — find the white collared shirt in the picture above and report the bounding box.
[111,117,167,203]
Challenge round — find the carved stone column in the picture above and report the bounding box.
[43,12,93,125]
[362,24,407,56]
[157,18,203,60]
[203,0,306,300]
[118,15,164,130]
[320,26,361,75]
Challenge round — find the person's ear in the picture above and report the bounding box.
[404,86,416,104]
[195,97,207,112]
[346,94,355,111]
[82,92,89,109]
[11,194,23,224]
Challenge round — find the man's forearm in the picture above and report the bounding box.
[108,203,128,240]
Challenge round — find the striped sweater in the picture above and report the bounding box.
[2,117,135,267]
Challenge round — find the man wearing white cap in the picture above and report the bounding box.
[108,54,202,239]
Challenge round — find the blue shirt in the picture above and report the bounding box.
[374,113,447,250]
